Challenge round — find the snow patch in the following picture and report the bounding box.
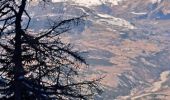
[52,0,124,6]
[96,13,135,29]
[150,0,162,4]
[131,12,147,15]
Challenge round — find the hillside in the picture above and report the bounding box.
[28,0,170,99]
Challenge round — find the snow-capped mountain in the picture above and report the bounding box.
[50,0,170,20]
[52,0,124,6]
[51,0,163,7]
[28,0,170,99]
[107,0,170,20]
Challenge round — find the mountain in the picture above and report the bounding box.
[28,0,170,99]
[52,0,124,6]
[104,0,170,20]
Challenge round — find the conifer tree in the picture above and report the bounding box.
[0,0,101,99]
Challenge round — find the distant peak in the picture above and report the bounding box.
[51,0,124,6]
[151,0,162,4]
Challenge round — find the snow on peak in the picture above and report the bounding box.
[150,0,162,4]
[52,0,124,6]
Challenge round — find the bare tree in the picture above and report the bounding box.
[0,0,101,100]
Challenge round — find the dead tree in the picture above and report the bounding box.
[0,0,101,100]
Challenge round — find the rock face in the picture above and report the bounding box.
[28,1,170,99]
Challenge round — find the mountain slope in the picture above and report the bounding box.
[28,1,170,99]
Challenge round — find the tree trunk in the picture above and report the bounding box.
[13,0,27,100]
